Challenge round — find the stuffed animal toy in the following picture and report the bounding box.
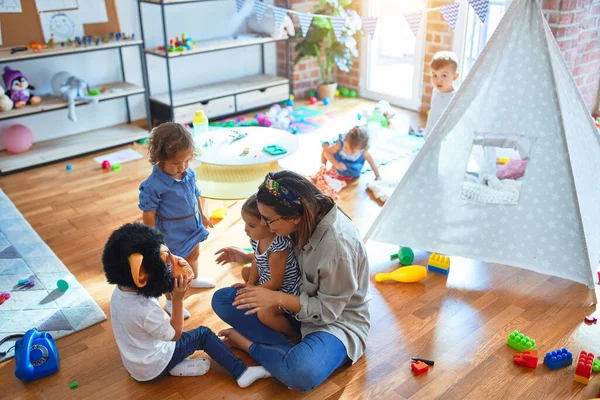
[247,11,295,39]
[103,222,194,298]
[2,67,41,109]
[0,84,14,112]
[51,71,99,122]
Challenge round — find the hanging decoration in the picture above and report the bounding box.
[236,0,246,13]
[468,0,489,24]
[404,12,423,36]
[439,3,460,30]
[273,7,288,31]
[254,0,267,24]
[330,16,346,40]
[362,16,378,40]
[296,12,313,37]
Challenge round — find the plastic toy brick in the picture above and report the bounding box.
[543,348,573,370]
[262,145,287,156]
[507,330,536,352]
[411,361,429,375]
[514,350,538,368]
[427,253,450,275]
[574,350,595,384]
[593,356,600,373]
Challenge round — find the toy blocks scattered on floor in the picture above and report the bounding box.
[543,348,573,370]
[507,330,536,352]
[593,356,600,373]
[427,253,450,275]
[574,350,595,384]
[514,350,538,368]
[411,361,429,375]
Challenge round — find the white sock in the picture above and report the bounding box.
[168,358,210,377]
[165,299,191,319]
[190,277,216,288]
[237,366,272,388]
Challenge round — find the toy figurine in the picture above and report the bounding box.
[0,83,14,112]
[51,71,99,122]
[3,67,41,109]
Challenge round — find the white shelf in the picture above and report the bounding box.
[0,82,144,121]
[0,39,143,63]
[0,124,148,173]
[151,74,289,107]
[141,0,220,4]
[145,34,286,58]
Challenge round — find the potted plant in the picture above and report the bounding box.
[294,0,363,100]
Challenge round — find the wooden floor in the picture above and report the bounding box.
[0,99,599,400]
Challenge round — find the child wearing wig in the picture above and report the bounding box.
[103,223,271,385]
[139,122,214,319]
[238,194,302,342]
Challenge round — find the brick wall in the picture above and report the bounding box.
[543,0,600,112]
[420,0,455,114]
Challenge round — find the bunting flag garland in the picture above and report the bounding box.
[235,0,246,12]
[254,0,267,24]
[362,16,378,40]
[404,12,422,36]
[439,3,460,30]
[468,0,489,24]
[273,7,288,31]
[297,12,313,37]
[330,16,346,40]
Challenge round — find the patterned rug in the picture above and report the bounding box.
[210,106,334,134]
[0,190,106,362]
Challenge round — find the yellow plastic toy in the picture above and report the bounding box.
[375,266,427,283]
[497,157,510,165]
[211,207,227,220]
[427,253,450,275]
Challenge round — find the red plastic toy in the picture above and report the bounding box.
[101,160,111,169]
[574,350,595,384]
[411,361,429,375]
[513,350,538,368]
[584,315,597,325]
[309,96,317,105]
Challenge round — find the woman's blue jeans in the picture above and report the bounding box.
[212,287,350,392]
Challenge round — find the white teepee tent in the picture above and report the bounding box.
[366,0,600,291]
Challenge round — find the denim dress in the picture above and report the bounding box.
[333,134,366,178]
[139,165,209,258]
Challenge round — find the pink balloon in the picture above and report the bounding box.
[2,124,33,154]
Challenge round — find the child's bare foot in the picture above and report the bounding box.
[219,328,252,352]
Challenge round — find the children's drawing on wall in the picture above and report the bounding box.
[0,0,22,13]
[39,10,84,42]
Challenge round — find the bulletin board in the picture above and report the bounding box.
[0,0,121,48]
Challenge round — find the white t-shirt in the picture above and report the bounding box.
[423,88,456,140]
[110,287,176,381]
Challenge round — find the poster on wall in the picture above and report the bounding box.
[39,10,85,42]
[0,0,22,13]
[35,0,77,12]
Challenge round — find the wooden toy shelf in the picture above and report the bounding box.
[0,39,151,174]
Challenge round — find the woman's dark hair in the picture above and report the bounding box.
[148,122,196,165]
[257,170,335,249]
[241,193,261,220]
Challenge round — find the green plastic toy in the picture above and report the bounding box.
[390,247,414,266]
[507,330,536,352]
[263,145,287,156]
[69,381,79,389]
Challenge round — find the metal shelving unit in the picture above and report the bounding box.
[138,0,292,125]
[0,39,152,174]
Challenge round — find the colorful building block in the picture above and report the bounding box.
[507,330,536,352]
[411,361,429,375]
[593,356,600,373]
[427,253,450,275]
[574,350,595,384]
[543,348,573,370]
[514,350,538,368]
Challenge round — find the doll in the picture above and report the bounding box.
[2,67,41,109]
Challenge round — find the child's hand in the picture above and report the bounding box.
[375,176,382,181]
[201,213,214,228]
[172,274,189,302]
[232,282,248,289]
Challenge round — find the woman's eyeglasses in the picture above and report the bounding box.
[261,216,284,227]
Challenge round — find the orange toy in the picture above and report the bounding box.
[27,41,47,52]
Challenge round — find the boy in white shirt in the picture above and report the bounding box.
[103,222,271,386]
[422,51,460,140]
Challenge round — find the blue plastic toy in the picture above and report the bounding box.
[13,328,60,382]
[323,97,330,106]
[66,164,73,171]
[286,99,294,107]
[543,348,573,370]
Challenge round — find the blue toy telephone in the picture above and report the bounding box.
[0,328,60,382]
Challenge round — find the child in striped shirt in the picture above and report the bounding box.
[237,194,302,342]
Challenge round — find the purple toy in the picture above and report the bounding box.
[2,67,41,108]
